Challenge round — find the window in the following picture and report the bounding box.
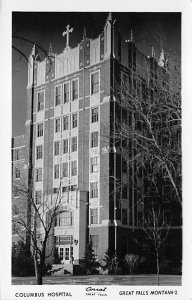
[62,186,69,193]
[37,91,44,111]
[15,167,20,179]
[55,118,60,133]
[90,208,98,224]
[53,187,59,194]
[36,168,42,182]
[91,71,99,94]
[65,248,70,260]
[91,131,98,148]
[122,209,128,225]
[72,113,77,128]
[71,161,77,176]
[63,116,69,131]
[163,210,172,225]
[55,211,73,226]
[72,79,78,101]
[59,248,64,260]
[71,137,77,152]
[36,145,43,160]
[137,211,143,227]
[90,182,98,198]
[122,108,127,124]
[162,185,172,202]
[70,185,77,191]
[13,186,19,198]
[64,82,70,103]
[91,107,99,123]
[90,156,98,173]
[55,85,61,106]
[55,235,73,245]
[12,223,18,235]
[15,149,21,161]
[54,141,60,156]
[122,157,127,173]
[13,204,18,215]
[63,139,68,154]
[122,73,129,97]
[61,162,68,178]
[37,123,43,137]
[35,190,42,205]
[122,185,127,199]
[90,235,98,257]
[54,164,59,179]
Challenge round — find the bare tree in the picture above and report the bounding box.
[143,206,170,285]
[112,51,181,206]
[124,253,139,275]
[12,179,63,285]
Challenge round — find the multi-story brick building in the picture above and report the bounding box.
[12,13,181,272]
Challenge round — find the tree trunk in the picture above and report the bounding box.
[34,257,43,285]
[37,271,43,285]
[156,252,160,286]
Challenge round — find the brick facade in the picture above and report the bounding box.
[12,13,181,270]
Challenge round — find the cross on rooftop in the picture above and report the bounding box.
[62,25,73,47]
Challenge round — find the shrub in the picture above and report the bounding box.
[83,241,100,275]
[12,241,35,276]
[124,254,139,275]
[53,248,61,264]
[102,249,121,274]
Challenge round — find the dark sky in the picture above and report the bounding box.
[12,12,181,137]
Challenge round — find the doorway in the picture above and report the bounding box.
[58,246,72,264]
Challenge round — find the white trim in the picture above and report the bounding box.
[89,181,99,200]
[63,80,70,104]
[89,206,99,226]
[90,69,100,96]
[54,83,62,107]
[90,130,99,149]
[36,89,45,112]
[63,114,70,131]
[90,106,99,124]
[35,167,43,183]
[36,122,44,138]
[90,155,99,174]
[71,77,79,101]
[70,159,78,178]
[54,116,61,133]
[35,144,43,160]
[71,135,78,153]
[71,112,78,129]
[53,163,60,180]
[53,140,60,157]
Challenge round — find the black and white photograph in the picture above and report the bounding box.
[1,0,192,299]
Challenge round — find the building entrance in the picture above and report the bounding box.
[55,235,73,264]
[58,246,72,264]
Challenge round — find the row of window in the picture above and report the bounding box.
[34,138,77,160]
[53,132,99,157]
[55,211,73,227]
[121,208,172,227]
[55,113,77,133]
[36,107,99,138]
[54,137,77,155]
[54,107,99,133]
[37,71,100,112]
[54,161,77,179]
[53,156,99,179]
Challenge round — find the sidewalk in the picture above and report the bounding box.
[12,274,182,286]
